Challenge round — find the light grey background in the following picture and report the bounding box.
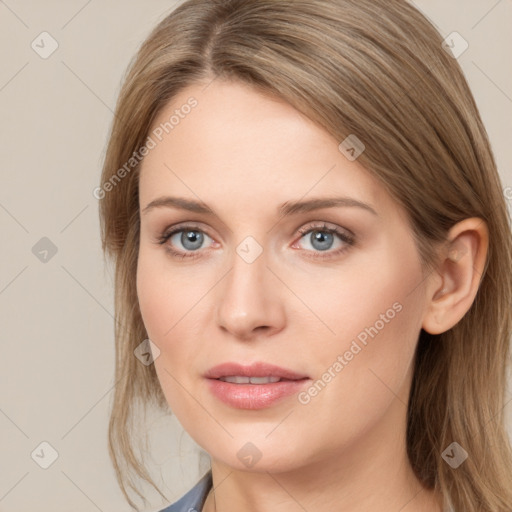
[1,1,511,511]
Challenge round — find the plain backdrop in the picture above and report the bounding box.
[1,1,511,511]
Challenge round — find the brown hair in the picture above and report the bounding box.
[99,0,512,510]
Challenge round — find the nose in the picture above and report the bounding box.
[215,245,286,341]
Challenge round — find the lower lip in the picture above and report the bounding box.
[206,378,309,409]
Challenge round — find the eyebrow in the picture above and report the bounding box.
[141,196,378,217]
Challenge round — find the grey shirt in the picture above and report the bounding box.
[159,471,213,512]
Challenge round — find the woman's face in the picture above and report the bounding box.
[137,79,434,474]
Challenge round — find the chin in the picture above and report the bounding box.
[197,431,315,474]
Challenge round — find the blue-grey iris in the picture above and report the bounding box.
[311,231,333,251]
[182,230,203,250]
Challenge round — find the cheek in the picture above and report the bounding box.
[136,246,206,340]
[136,250,197,414]
[288,244,425,388]
[285,271,423,455]
[136,251,169,340]
[311,235,423,341]
[136,246,214,397]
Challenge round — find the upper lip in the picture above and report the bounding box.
[205,362,309,381]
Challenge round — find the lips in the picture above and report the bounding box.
[204,362,310,410]
[204,361,308,381]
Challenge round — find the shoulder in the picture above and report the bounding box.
[158,471,213,512]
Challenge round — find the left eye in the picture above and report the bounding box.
[296,228,348,252]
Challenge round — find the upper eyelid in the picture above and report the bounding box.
[163,221,348,236]
[297,221,354,236]
[164,222,214,239]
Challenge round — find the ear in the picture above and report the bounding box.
[422,218,489,335]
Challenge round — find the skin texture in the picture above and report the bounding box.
[136,79,488,512]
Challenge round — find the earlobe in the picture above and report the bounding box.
[422,218,489,335]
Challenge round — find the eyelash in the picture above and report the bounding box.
[156,222,355,261]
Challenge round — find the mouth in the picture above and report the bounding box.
[218,375,284,384]
[204,362,310,409]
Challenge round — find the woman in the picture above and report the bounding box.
[98,1,512,511]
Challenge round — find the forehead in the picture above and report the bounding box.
[138,80,389,216]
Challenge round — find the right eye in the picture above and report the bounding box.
[158,225,216,259]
